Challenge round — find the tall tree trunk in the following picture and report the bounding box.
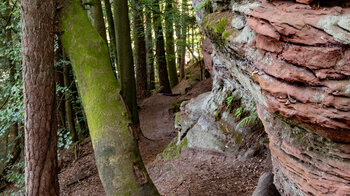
[145,2,155,90]
[165,0,179,88]
[152,0,172,94]
[60,0,159,195]
[63,63,78,142]
[102,0,118,74]
[175,0,182,79]
[7,5,21,169]
[132,0,148,98]
[93,0,107,42]
[114,0,139,123]
[191,24,194,54]
[0,22,22,184]
[71,79,89,138]
[55,39,66,136]
[179,0,187,80]
[21,0,58,195]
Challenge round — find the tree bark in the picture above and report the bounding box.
[145,2,155,90]
[132,0,148,98]
[93,0,107,42]
[153,1,172,94]
[60,0,159,194]
[165,0,179,88]
[21,0,58,195]
[113,0,139,123]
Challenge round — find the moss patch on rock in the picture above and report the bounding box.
[202,11,235,44]
[162,137,188,160]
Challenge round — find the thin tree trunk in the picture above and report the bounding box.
[21,0,58,194]
[63,62,78,142]
[102,0,118,74]
[93,0,107,42]
[153,0,172,94]
[165,0,179,88]
[145,3,155,90]
[132,0,148,98]
[179,0,187,80]
[55,38,66,142]
[114,0,139,123]
[0,123,22,184]
[0,23,22,183]
[60,0,159,194]
[191,24,194,53]
[175,25,182,79]
[71,79,89,138]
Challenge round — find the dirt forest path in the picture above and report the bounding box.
[57,79,270,196]
[138,94,179,165]
[139,79,271,196]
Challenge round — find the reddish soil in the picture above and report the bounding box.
[58,140,105,196]
[57,78,270,195]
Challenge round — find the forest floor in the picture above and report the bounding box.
[58,77,271,196]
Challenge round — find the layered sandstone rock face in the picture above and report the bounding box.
[187,0,350,195]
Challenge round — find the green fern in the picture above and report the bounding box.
[213,18,228,34]
[233,107,244,119]
[225,91,241,113]
[235,101,262,130]
[235,113,259,130]
[195,0,211,12]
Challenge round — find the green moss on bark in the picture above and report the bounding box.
[60,0,159,195]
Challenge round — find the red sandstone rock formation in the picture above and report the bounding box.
[197,0,350,195]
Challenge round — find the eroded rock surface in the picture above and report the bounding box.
[182,0,350,195]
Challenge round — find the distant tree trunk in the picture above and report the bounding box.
[175,0,182,78]
[165,0,179,88]
[0,24,22,184]
[21,0,58,194]
[7,7,21,170]
[55,39,66,139]
[153,0,172,94]
[114,0,139,123]
[0,123,22,185]
[63,62,78,142]
[179,0,187,80]
[93,0,107,42]
[71,80,89,138]
[9,66,21,168]
[60,0,159,194]
[145,2,155,90]
[191,24,194,53]
[102,0,118,73]
[132,0,148,98]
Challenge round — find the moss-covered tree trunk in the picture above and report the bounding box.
[165,0,179,88]
[152,0,172,93]
[113,0,139,123]
[60,0,159,195]
[132,0,148,98]
[145,1,155,90]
